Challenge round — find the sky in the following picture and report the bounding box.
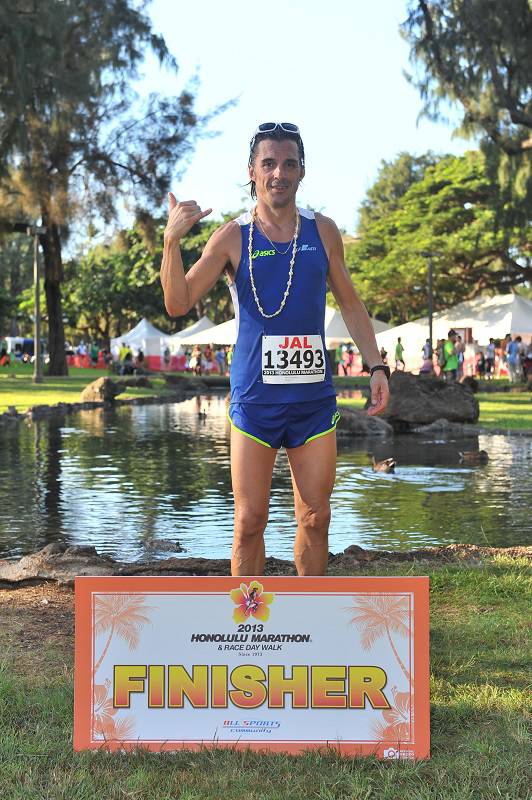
[136,0,474,234]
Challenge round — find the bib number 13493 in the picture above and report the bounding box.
[262,334,326,384]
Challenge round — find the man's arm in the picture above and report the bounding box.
[160,193,238,316]
[316,214,389,416]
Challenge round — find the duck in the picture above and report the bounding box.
[459,450,489,465]
[372,456,396,473]
[197,408,207,420]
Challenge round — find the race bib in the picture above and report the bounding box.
[262,334,326,384]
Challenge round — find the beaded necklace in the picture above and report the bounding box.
[247,206,300,319]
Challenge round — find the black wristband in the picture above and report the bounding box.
[370,364,391,380]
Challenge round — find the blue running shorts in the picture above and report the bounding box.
[228,396,340,449]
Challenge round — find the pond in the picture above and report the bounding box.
[0,394,530,562]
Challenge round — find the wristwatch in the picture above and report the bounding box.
[369,364,391,380]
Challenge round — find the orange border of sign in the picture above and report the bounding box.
[74,576,430,758]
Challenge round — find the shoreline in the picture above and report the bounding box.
[1,542,530,588]
[1,379,530,436]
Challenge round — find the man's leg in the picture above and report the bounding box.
[287,432,337,576]
[230,428,278,576]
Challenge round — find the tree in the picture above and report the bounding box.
[64,214,240,342]
[0,234,33,335]
[0,1,212,374]
[401,1,532,201]
[358,151,440,232]
[345,150,531,324]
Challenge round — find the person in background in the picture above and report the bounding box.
[136,348,145,373]
[422,338,432,361]
[455,335,465,381]
[476,350,486,380]
[395,337,405,371]
[202,347,215,374]
[90,341,99,366]
[121,350,134,375]
[379,347,388,366]
[506,336,521,382]
[215,345,227,375]
[102,348,113,369]
[523,339,532,386]
[485,337,495,379]
[189,345,203,375]
[0,348,11,367]
[226,345,233,374]
[442,329,458,382]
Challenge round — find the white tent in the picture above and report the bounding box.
[323,306,390,346]
[375,294,532,372]
[110,318,171,368]
[167,316,215,353]
[177,307,390,347]
[179,317,237,346]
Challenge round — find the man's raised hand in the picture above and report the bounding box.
[164,193,212,244]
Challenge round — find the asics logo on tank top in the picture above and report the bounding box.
[252,244,316,259]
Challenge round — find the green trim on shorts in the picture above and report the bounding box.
[304,410,341,444]
[226,411,272,448]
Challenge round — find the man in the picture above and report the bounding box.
[442,329,459,381]
[160,122,389,576]
[455,334,465,380]
[485,337,495,379]
[506,336,521,383]
[395,337,405,371]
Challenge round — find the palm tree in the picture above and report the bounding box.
[93,594,154,676]
[348,596,411,682]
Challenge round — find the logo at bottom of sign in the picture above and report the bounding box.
[383,747,415,759]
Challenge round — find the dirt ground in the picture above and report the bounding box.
[0,582,75,673]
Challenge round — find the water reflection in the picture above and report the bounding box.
[0,394,530,562]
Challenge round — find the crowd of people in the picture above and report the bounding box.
[388,331,532,382]
[185,344,232,376]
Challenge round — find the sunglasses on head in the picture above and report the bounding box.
[254,122,300,136]
[249,122,301,151]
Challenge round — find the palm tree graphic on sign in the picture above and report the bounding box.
[347,595,411,682]
[93,594,154,676]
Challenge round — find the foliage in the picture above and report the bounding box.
[0,234,33,334]
[345,150,532,323]
[358,152,441,232]
[0,1,214,373]
[401,0,532,207]
[63,213,240,341]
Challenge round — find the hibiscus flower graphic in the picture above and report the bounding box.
[230,581,274,623]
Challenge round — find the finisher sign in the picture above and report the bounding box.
[74,576,430,758]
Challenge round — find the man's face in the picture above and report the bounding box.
[249,138,304,208]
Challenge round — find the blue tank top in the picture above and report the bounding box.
[229,207,336,404]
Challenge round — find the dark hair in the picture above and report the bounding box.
[248,129,305,200]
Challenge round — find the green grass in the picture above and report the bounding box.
[0,364,175,413]
[476,393,532,430]
[0,556,530,799]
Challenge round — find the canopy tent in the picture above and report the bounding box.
[167,316,215,353]
[110,318,171,370]
[323,306,390,347]
[177,307,390,347]
[179,317,237,346]
[375,294,532,373]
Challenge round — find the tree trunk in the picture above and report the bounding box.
[41,220,68,376]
